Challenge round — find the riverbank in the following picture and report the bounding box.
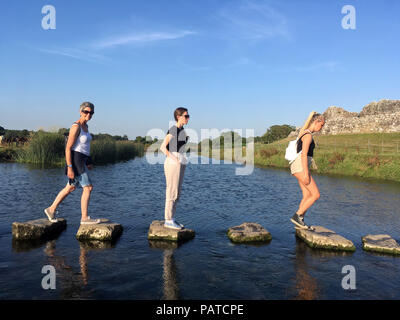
[205,132,400,183]
[256,133,400,183]
[0,131,145,165]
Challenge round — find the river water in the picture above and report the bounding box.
[0,155,399,299]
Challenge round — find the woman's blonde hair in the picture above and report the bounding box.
[298,111,325,137]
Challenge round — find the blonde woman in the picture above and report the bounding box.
[160,107,190,229]
[44,102,102,225]
[290,112,325,230]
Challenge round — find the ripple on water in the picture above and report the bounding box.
[0,159,400,299]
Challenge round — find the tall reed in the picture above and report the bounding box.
[17,131,64,165]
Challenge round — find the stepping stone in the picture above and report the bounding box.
[362,234,400,255]
[12,218,67,240]
[227,222,271,243]
[76,222,123,241]
[295,226,355,252]
[148,220,195,242]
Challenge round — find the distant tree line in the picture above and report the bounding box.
[0,126,31,146]
[0,125,158,147]
[197,125,296,150]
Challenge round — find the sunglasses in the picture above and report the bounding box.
[183,114,190,119]
[82,110,94,115]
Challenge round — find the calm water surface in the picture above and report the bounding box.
[0,155,399,299]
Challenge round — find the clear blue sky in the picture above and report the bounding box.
[1,0,399,140]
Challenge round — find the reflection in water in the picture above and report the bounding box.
[291,239,319,300]
[163,249,179,300]
[77,240,116,286]
[148,240,180,300]
[12,239,49,252]
[290,238,355,300]
[44,240,92,299]
[3,158,400,299]
[12,236,117,299]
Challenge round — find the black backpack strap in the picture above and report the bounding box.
[297,131,311,142]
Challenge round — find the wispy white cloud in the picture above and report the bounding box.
[34,29,196,63]
[92,30,196,49]
[36,47,110,64]
[219,0,289,40]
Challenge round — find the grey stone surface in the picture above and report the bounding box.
[296,226,355,252]
[148,220,195,242]
[76,222,123,241]
[12,218,67,240]
[227,222,271,243]
[362,234,400,255]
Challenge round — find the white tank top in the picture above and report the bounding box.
[71,123,92,156]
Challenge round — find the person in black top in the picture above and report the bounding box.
[290,111,325,230]
[160,107,190,230]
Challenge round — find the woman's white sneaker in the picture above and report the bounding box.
[164,220,183,230]
[44,208,58,222]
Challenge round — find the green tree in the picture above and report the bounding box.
[261,124,295,144]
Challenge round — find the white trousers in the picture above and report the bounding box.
[164,153,186,221]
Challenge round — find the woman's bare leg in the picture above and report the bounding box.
[293,175,320,216]
[48,183,76,213]
[297,179,312,216]
[81,185,93,221]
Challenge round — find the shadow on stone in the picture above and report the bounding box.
[12,218,67,241]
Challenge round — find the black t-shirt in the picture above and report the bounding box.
[166,125,188,153]
[297,132,315,157]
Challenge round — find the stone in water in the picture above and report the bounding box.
[227,222,272,243]
[296,225,355,252]
[148,220,195,242]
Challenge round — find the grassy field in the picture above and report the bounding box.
[253,132,400,182]
[200,132,400,183]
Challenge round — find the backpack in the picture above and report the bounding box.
[285,139,301,164]
[284,131,311,164]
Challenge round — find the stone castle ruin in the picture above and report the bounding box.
[289,99,400,136]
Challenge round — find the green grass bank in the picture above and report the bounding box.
[203,132,400,183]
[0,131,144,166]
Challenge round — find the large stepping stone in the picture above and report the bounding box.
[296,226,355,252]
[12,218,67,240]
[148,220,195,242]
[227,222,271,243]
[76,222,123,241]
[362,234,400,255]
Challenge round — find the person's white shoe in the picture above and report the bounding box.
[80,216,101,225]
[164,220,183,230]
[44,208,58,222]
